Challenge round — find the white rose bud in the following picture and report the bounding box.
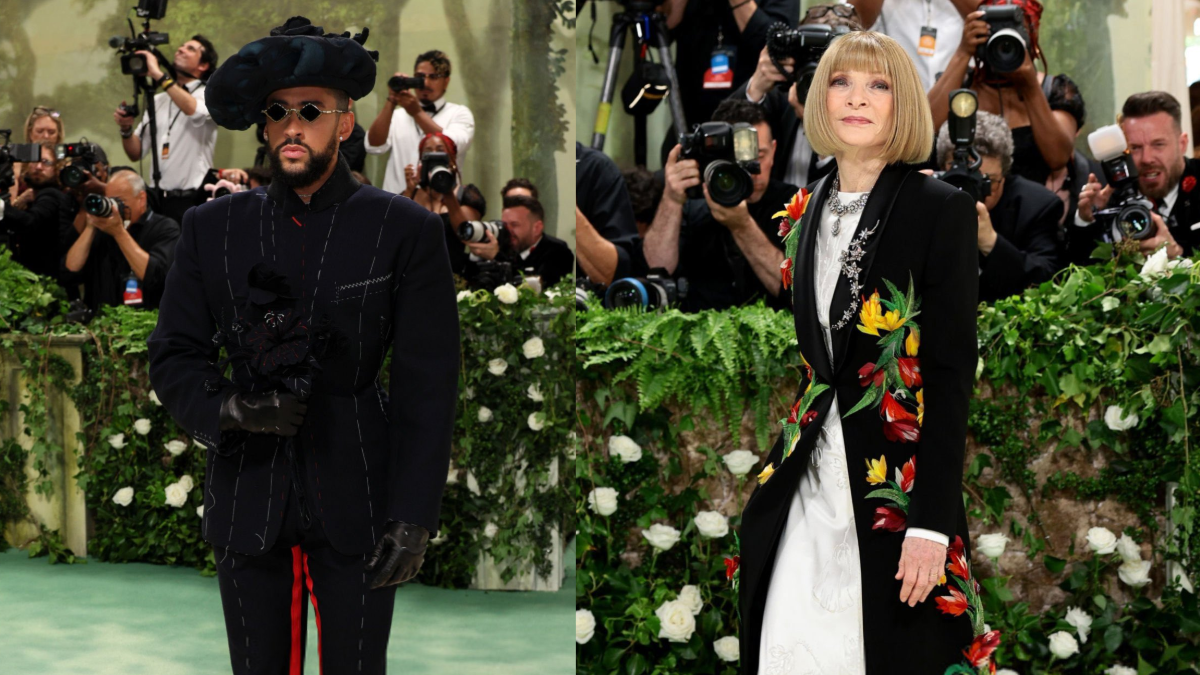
[1106,666,1138,675]
[178,475,195,492]
[112,486,134,507]
[522,336,545,359]
[164,482,188,508]
[133,418,152,436]
[484,522,499,539]
[642,523,681,552]
[677,584,703,615]
[149,390,162,406]
[576,609,596,644]
[456,290,472,302]
[487,358,508,376]
[608,435,643,463]
[430,529,449,546]
[528,412,546,431]
[722,449,758,477]
[586,487,619,516]
[1115,533,1142,564]
[463,387,475,400]
[1047,630,1079,659]
[446,464,459,485]
[1104,405,1139,431]
[466,471,481,495]
[1140,246,1169,279]
[527,383,544,402]
[108,433,127,449]
[477,406,493,423]
[196,505,204,518]
[545,289,560,300]
[693,510,729,539]
[1086,527,1117,555]
[164,440,188,456]
[1118,559,1152,588]
[713,636,739,662]
[654,599,696,643]
[494,283,519,304]
[977,533,1009,558]
[1064,606,1093,644]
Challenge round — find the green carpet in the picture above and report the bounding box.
[0,537,575,674]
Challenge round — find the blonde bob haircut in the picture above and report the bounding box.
[803,31,933,164]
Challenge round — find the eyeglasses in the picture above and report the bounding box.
[28,158,56,167]
[32,106,61,119]
[805,4,858,19]
[261,102,349,124]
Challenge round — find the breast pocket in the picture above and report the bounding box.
[333,271,394,308]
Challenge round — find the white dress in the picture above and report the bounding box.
[756,193,868,675]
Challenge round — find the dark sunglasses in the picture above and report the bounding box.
[805,4,858,19]
[261,102,349,124]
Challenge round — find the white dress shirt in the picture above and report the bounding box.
[134,80,217,190]
[870,0,965,92]
[363,97,476,195]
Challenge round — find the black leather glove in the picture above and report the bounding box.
[218,390,307,436]
[365,520,429,589]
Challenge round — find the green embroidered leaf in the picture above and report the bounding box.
[843,381,881,417]
[865,488,910,509]
[799,382,830,412]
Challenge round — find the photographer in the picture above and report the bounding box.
[576,142,642,285]
[1072,91,1198,262]
[730,3,860,187]
[643,98,797,312]
[927,0,1075,185]
[365,50,475,196]
[500,194,574,287]
[113,35,219,224]
[849,0,979,91]
[936,112,1060,303]
[9,106,67,202]
[61,168,179,311]
[0,143,77,285]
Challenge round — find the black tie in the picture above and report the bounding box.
[421,101,438,115]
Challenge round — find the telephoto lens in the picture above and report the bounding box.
[388,74,425,91]
[603,275,688,311]
[458,220,503,244]
[84,193,122,219]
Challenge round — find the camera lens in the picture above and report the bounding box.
[985,29,1026,73]
[61,165,85,188]
[430,168,456,194]
[795,65,819,103]
[1118,203,1155,241]
[604,279,651,310]
[704,160,753,207]
[84,193,115,218]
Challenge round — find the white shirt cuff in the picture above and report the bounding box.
[905,527,949,547]
[0,197,6,221]
[1073,211,1093,228]
[746,88,766,105]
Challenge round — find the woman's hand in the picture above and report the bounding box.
[895,537,947,607]
[957,10,988,59]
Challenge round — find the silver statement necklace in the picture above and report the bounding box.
[828,173,871,236]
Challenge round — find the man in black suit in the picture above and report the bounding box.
[502,194,574,287]
[147,18,459,674]
[937,112,1061,303]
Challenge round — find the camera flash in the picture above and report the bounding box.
[732,123,758,163]
[950,91,977,118]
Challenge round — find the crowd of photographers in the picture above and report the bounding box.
[1,26,574,317]
[578,0,1198,311]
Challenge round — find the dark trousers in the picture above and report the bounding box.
[213,474,398,674]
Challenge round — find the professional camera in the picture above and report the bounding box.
[108,0,170,77]
[118,101,140,120]
[0,129,43,195]
[419,151,456,194]
[603,272,688,310]
[388,74,426,91]
[84,193,127,221]
[458,219,512,248]
[469,260,520,292]
[57,141,100,188]
[1087,124,1156,241]
[977,5,1029,74]
[678,121,760,207]
[765,22,850,102]
[935,90,991,203]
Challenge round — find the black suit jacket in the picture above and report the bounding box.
[1167,156,1200,256]
[739,165,978,675]
[980,174,1063,303]
[147,156,460,557]
[1,185,76,281]
[517,234,575,287]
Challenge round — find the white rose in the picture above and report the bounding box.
[527,383,544,402]
[1118,559,1152,588]
[1064,606,1092,644]
[431,529,449,546]
[456,290,472,302]
[576,608,597,644]
[192,438,206,449]
[149,389,162,406]
[494,283,519,304]
[1047,631,1079,659]
[1116,533,1142,564]
[522,336,545,359]
[112,486,134,507]
[713,636,739,662]
[1167,258,1195,271]
[164,440,188,456]
[1106,665,1138,675]
[133,418,152,436]
[977,533,1009,558]
[477,406,493,423]
[694,510,729,539]
[528,412,546,431]
[164,482,188,508]
[196,505,204,518]
[178,475,195,492]
[545,289,560,300]
[722,449,758,477]
[587,487,619,516]
[108,433,127,449]
[1100,296,1120,312]
[1086,527,1118,555]
[654,599,696,643]
[446,464,459,485]
[463,387,475,400]
[484,522,499,539]
[677,584,703,615]
[1140,246,1170,279]
[996,670,1020,675]
[1104,405,1139,431]
[608,435,643,463]
[487,358,508,376]
[466,471,481,495]
[642,523,681,552]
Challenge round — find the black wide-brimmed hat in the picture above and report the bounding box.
[206,16,379,131]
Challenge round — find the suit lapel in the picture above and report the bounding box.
[793,173,834,383]
[828,163,911,375]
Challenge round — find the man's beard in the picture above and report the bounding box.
[268,134,338,190]
[24,173,56,188]
[1139,159,1185,201]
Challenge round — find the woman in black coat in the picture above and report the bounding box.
[737,31,994,675]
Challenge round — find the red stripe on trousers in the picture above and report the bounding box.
[303,551,325,674]
[289,545,304,675]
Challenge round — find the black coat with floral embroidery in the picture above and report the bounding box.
[737,164,991,675]
[147,156,460,557]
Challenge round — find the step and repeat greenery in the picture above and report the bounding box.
[576,245,1200,675]
[0,249,574,588]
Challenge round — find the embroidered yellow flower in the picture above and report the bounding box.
[916,389,925,427]
[939,573,947,585]
[906,328,919,357]
[865,455,887,485]
[757,463,777,485]
[856,292,907,336]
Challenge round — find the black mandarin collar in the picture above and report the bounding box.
[267,153,361,213]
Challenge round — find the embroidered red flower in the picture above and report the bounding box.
[800,410,818,429]
[1185,176,1196,193]
[880,391,920,443]
[777,219,791,238]
[935,587,970,616]
[963,630,1001,668]
[787,396,802,424]
[857,362,884,388]
[898,455,916,493]
[948,549,971,581]
[871,505,907,532]
[780,257,794,289]
[724,555,740,580]
[786,188,810,221]
[897,357,922,389]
